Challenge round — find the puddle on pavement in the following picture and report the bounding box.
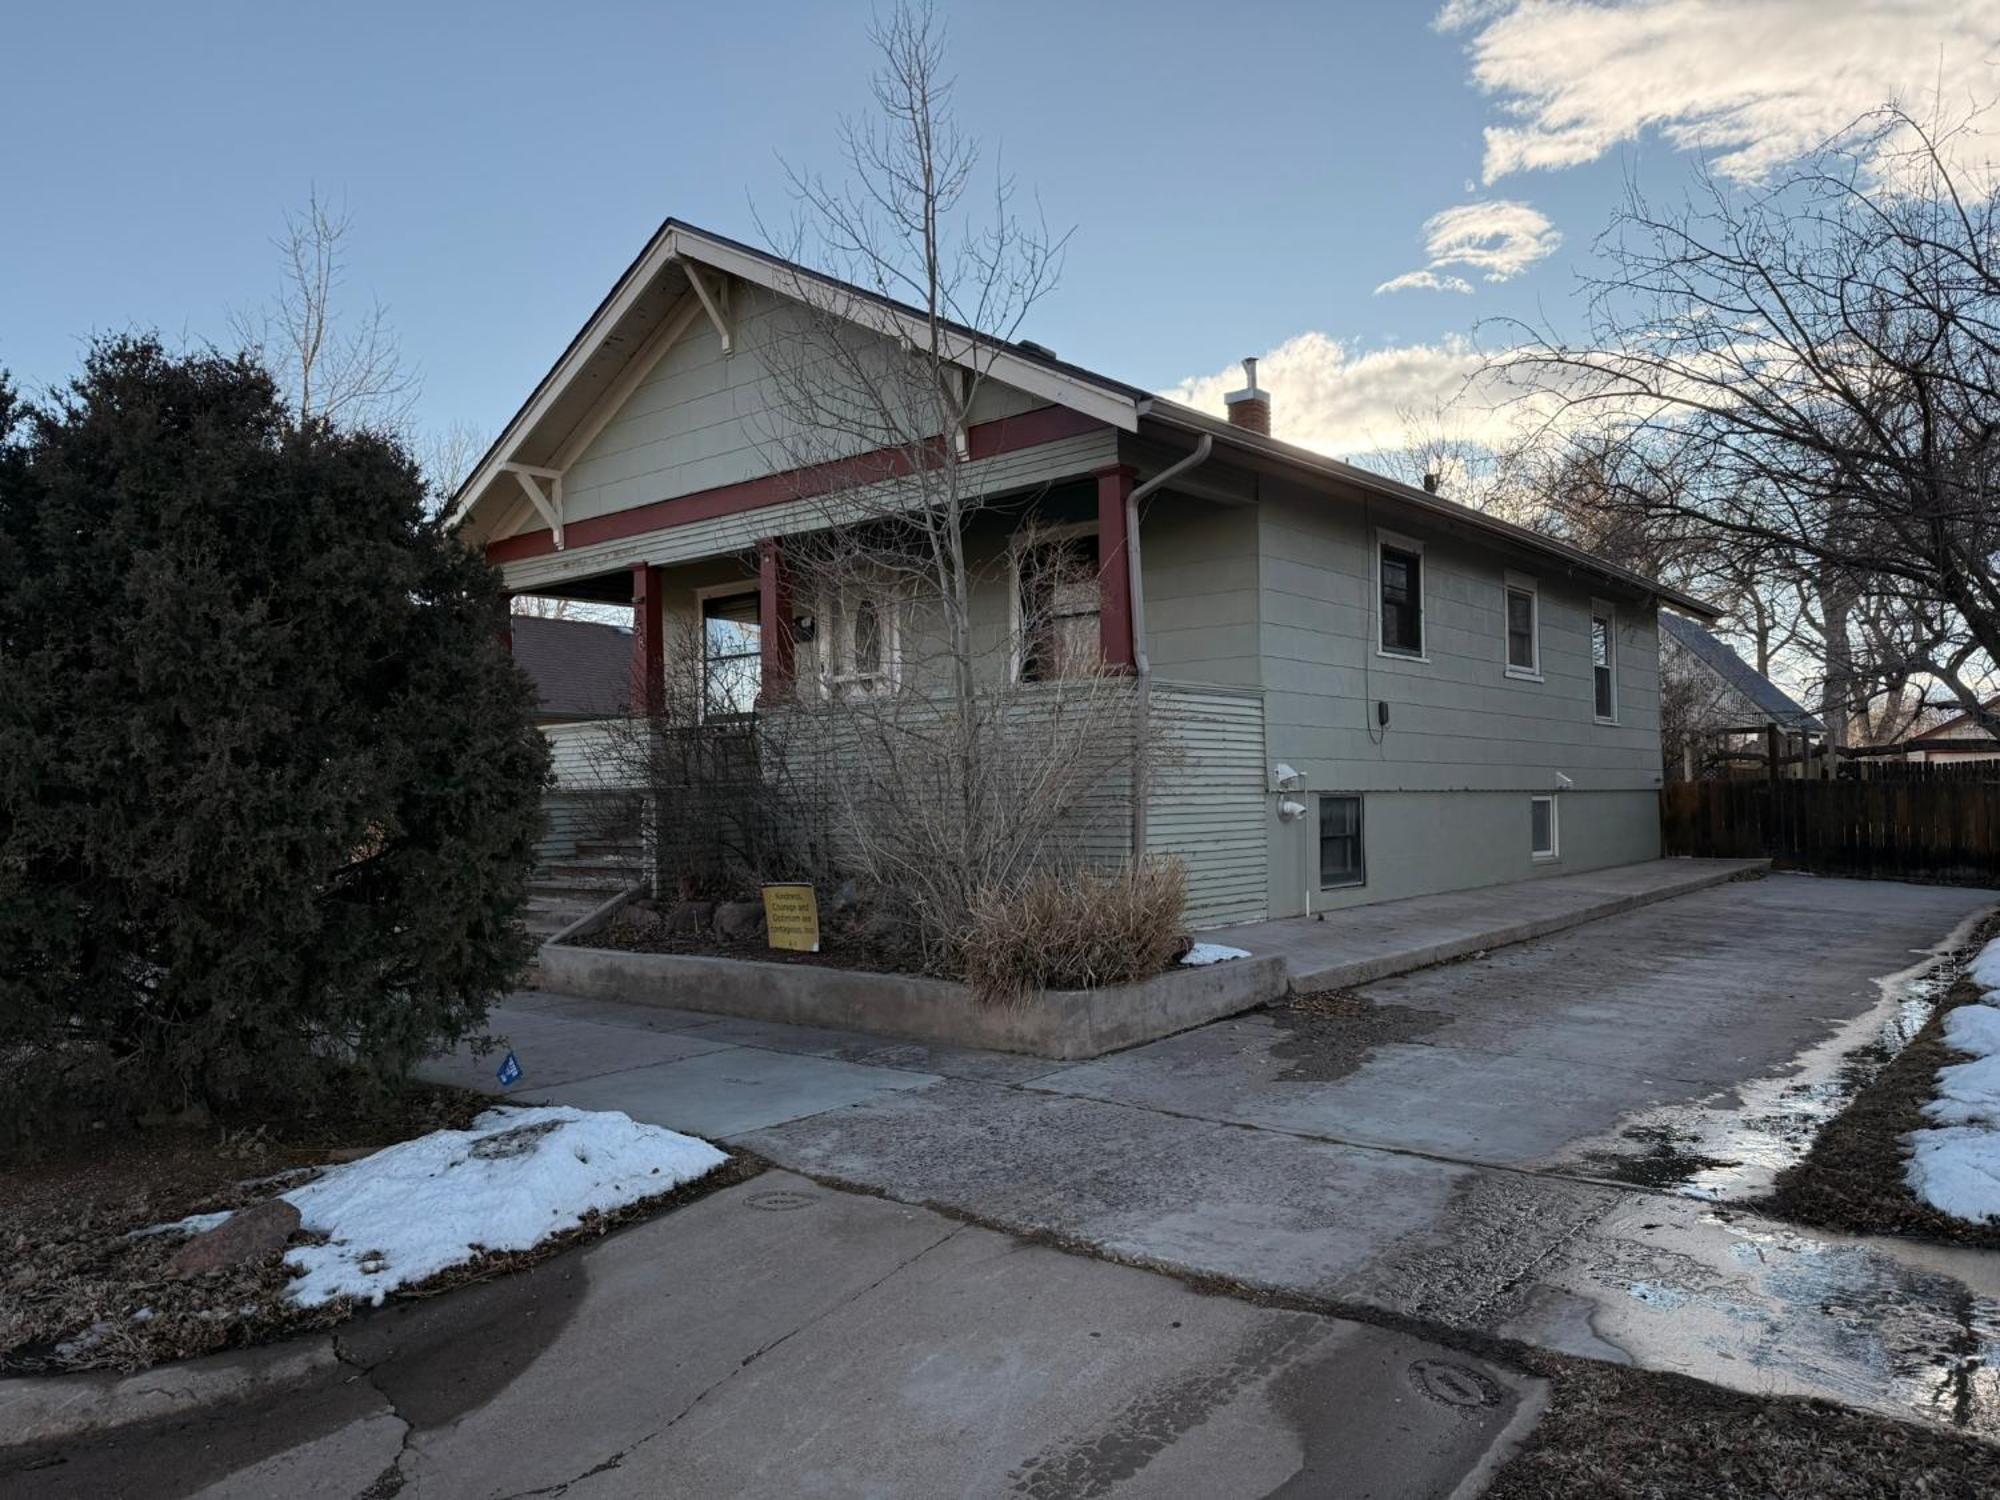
[1527,1201,2000,1437]
[1562,914,1983,1201]
[1268,991,1449,1082]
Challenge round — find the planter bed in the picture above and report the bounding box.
[539,937,1287,1059]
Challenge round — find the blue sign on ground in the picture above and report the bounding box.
[496,1051,522,1087]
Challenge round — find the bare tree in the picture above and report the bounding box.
[232,189,418,431]
[601,3,1163,973]
[1502,104,2000,745]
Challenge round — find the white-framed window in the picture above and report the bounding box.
[697,586,763,720]
[1376,530,1425,660]
[1590,601,1617,722]
[1012,522,1102,682]
[1530,794,1560,861]
[814,583,901,699]
[1503,571,1541,679]
[1319,794,1365,888]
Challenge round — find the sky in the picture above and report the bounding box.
[4,1,1997,468]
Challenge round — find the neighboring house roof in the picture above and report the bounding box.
[1660,612,1825,733]
[1910,701,2000,743]
[511,615,631,720]
[452,217,1719,620]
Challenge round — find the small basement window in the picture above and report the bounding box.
[1379,541,1424,657]
[1319,794,1365,888]
[1530,794,1559,861]
[1504,575,1539,677]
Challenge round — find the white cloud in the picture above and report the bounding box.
[1376,198,1562,295]
[1161,332,1543,458]
[1441,0,2000,187]
[1375,269,1476,295]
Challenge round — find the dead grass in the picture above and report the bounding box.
[0,1082,755,1375]
[1759,909,2000,1250]
[962,861,1188,1005]
[1491,1353,2000,1499]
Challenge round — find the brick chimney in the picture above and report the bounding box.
[1224,357,1270,436]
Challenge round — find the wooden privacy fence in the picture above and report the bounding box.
[1661,779,2000,881]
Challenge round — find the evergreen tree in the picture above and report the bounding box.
[0,338,549,1136]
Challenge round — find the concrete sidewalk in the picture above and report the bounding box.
[1220,856,1766,991]
[4,1175,1542,1498]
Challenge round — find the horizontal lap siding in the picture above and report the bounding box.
[1149,686,1268,927]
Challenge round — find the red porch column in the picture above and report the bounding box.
[630,562,664,717]
[1095,464,1137,671]
[757,537,795,705]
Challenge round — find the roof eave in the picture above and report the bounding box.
[1140,400,1722,622]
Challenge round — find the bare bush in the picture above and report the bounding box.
[961,860,1188,1005]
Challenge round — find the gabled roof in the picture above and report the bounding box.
[510,614,632,720]
[1910,700,2000,742]
[454,218,1717,619]
[1660,611,1824,732]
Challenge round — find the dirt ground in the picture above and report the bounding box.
[1762,910,2000,1251]
[1494,1350,2000,1499]
[0,1082,756,1374]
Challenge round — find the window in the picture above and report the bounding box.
[701,591,763,718]
[1591,605,1617,721]
[1378,539,1424,657]
[817,585,899,699]
[1319,794,1365,888]
[1531,794,1559,861]
[1504,574,1539,677]
[1017,528,1101,681]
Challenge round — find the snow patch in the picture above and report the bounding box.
[1908,940,2000,1221]
[1180,943,1251,967]
[137,1107,726,1305]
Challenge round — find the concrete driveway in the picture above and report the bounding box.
[400,872,2000,1442]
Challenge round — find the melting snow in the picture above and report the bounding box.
[144,1106,727,1306]
[1909,937,2000,1222]
[1181,943,1251,967]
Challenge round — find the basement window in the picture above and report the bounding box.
[1531,795,1559,861]
[1319,794,1365,888]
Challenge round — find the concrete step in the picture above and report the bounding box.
[538,858,646,885]
[528,872,638,899]
[573,838,645,862]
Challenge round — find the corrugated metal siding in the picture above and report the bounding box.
[1147,684,1268,928]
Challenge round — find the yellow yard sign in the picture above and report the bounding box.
[761,883,821,953]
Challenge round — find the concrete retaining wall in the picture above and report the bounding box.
[536,943,1287,1060]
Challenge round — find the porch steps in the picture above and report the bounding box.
[521,836,647,944]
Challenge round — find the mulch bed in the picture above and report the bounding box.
[1490,1352,2000,1499]
[1757,909,2000,1250]
[0,1081,757,1375]
[585,901,934,977]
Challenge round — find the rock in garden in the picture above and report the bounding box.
[665,899,715,937]
[714,900,766,942]
[608,905,667,941]
[165,1199,302,1278]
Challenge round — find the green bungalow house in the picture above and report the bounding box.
[448,222,1716,929]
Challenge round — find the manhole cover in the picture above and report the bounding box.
[747,1190,818,1213]
[1408,1359,1501,1409]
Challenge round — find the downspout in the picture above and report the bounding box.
[1125,434,1214,862]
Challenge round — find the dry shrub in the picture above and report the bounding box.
[962,860,1188,1005]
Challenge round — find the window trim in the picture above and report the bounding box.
[1317,792,1367,890]
[694,582,764,723]
[1374,529,1428,662]
[1009,520,1101,683]
[1589,599,1619,724]
[1530,793,1561,862]
[1503,570,1542,681]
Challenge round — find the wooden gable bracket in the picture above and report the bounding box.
[502,463,565,549]
[682,262,732,355]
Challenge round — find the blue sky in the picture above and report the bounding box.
[5,1,1994,462]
